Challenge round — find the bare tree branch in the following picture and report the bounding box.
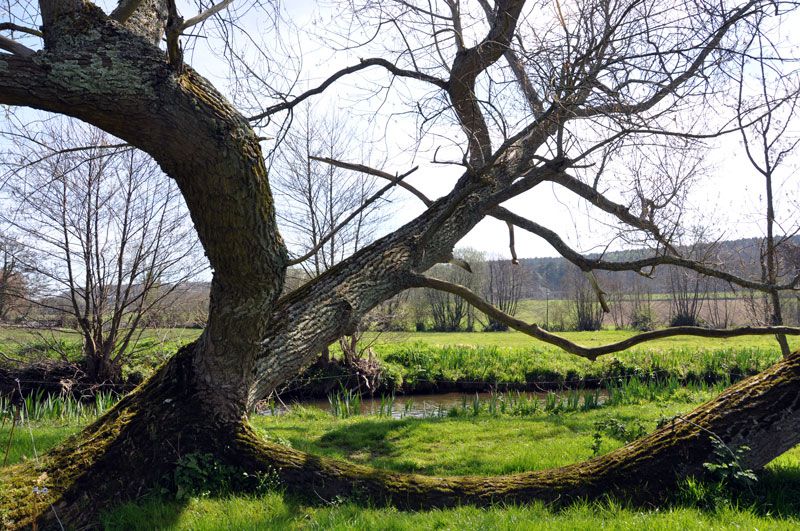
[574,0,760,119]
[505,221,518,264]
[447,0,526,166]
[310,156,433,206]
[249,58,447,122]
[475,0,543,116]
[0,23,43,38]
[109,0,147,23]
[546,170,677,252]
[179,0,235,32]
[0,35,34,57]
[165,0,183,68]
[412,274,800,360]
[491,206,800,293]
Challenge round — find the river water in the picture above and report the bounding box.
[255,389,609,419]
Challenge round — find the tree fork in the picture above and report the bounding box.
[4,350,800,528]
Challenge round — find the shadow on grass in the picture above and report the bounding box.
[100,413,800,528]
[100,469,800,531]
[751,466,800,517]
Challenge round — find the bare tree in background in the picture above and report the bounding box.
[735,30,800,357]
[273,106,388,276]
[1,120,202,382]
[668,267,707,327]
[570,269,605,331]
[628,277,655,331]
[483,256,525,331]
[0,233,30,321]
[424,249,484,331]
[457,248,486,331]
[602,275,627,330]
[426,263,471,331]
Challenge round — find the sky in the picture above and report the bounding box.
[265,0,800,260]
[3,0,800,262]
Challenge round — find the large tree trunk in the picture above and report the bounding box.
[3,348,800,529]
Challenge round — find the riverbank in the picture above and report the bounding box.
[3,381,799,529]
[2,328,794,400]
[281,334,789,398]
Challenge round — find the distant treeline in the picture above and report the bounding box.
[514,237,800,299]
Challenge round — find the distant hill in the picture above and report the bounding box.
[510,237,800,299]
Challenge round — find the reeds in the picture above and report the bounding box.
[0,390,118,423]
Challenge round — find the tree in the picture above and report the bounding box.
[271,105,389,365]
[426,263,472,331]
[0,233,30,322]
[273,105,388,276]
[424,249,484,331]
[735,29,800,357]
[668,267,707,327]
[2,0,800,527]
[572,271,605,331]
[1,119,201,382]
[628,277,655,331]
[482,256,525,331]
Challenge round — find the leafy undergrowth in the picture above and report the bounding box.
[4,384,800,529]
[372,337,788,392]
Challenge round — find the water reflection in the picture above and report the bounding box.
[255,389,609,419]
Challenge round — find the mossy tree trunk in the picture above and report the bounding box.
[1,0,800,529]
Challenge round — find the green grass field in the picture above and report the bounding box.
[3,385,800,530]
[3,318,799,528]
[363,331,794,393]
[367,329,800,351]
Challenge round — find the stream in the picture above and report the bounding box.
[255,389,610,419]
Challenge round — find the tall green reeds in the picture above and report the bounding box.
[1,390,118,422]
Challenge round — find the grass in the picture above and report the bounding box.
[250,402,698,475]
[3,325,796,388]
[3,326,800,527]
[1,390,118,422]
[368,329,800,350]
[0,421,85,467]
[370,338,786,393]
[0,326,200,380]
[4,382,800,529]
[101,495,800,530]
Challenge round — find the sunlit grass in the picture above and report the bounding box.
[103,496,800,531]
[5,387,800,529]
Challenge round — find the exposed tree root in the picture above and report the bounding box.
[3,351,800,529]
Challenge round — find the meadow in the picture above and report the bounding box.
[3,326,800,529]
[3,381,800,529]
[3,325,798,393]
